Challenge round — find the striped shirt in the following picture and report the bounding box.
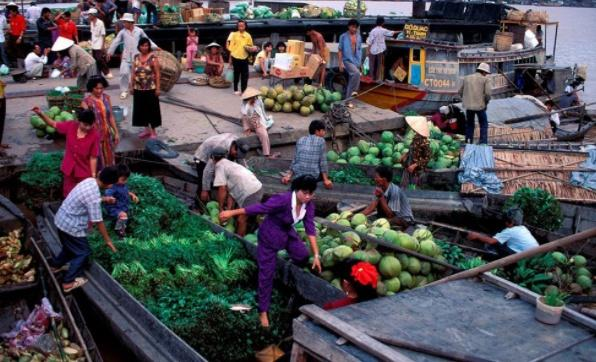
[381,183,413,220]
[290,135,328,179]
[55,178,103,237]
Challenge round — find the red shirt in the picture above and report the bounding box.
[57,18,78,40]
[9,14,26,37]
[56,121,99,178]
[323,297,357,310]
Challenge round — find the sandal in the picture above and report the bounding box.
[63,277,88,293]
[51,264,69,274]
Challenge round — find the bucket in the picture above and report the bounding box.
[194,66,205,73]
[535,296,563,325]
[112,106,124,123]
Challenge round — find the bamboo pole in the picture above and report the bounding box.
[428,227,596,286]
[504,101,596,125]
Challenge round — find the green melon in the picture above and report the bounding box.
[577,275,592,290]
[379,256,401,278]
[551,252,567,264]
[399,271,413,289]
[327,150,340,162]
[385,277,401,293]
[575,267,592,279]
[264,98,275,109]
[299,106,311,116]
[572,255,587,268]
[381,131,394,144]
[407,257,421,275]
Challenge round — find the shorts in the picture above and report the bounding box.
[240,189,264,208]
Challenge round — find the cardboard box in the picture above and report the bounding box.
[271,54,323,79]
[273,53,295,71]
[287,40,305,56]
[304,54,323,78]
[192,8,204,17]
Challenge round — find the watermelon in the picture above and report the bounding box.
[348,156,361,165]
[331,91,342,101]
[368,147,380,156]
[357,140,371,154]
[49,106,61,117]
[35,129,46,138]
[347,146,361,157]
[320,103,330,113]
[399,271,414,289]
[45,126,56,134]
[382,157,393,167]
[327,150,339,162]
[382,147,393,157]
[381,131,394,144]
[442,135,453,144]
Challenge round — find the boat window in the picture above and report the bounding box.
[385,47,410,83]
[412,49,421,62]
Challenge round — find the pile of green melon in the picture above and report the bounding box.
[202,201,236,233]
[29,106,74,139]
[259,84,342,117]
[304,211,446,296]
[327,124,462,170]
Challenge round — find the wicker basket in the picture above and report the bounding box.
[525,10,548,23]
[204,8,224,15]
[46,95,65,109]
[191,75,209,86]
[159,11,181,26]
[494,31,513,52]
[506,9,524,21]
[208,76,231,88]
[155,50,182,92]
[64,93,84,110]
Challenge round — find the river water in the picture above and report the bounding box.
[297,1,596,107]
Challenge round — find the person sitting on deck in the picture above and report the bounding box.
[253,41,273,78]
[362,165,414,228]
[324,260,379,310]
[281,120,333,190]
[205,42,224,77]
[544,100,560,133]
[467,208,539,258]
[431,105,466,135]
[211,147,264,236]
[25,44,50,79]
[102,164,139,238]
[194,133,250,203]
[273,41,286,57]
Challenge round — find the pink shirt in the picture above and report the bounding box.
[186,36,198,51]
[56,121,99,178]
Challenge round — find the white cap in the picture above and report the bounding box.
[52,36,75,52]
[477,62,491,74]
[564,85,573,95]
[439,106,449,115]
[121,13,135,22]
[88,8,98,15]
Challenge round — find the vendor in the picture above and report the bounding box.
[241,87,274,158]
[400,116,431,186]
[52,36,98,89]
[431,105,465,135]
[211,147,263,236]
[253,41,273,78]
[219,175,322,328]
[204,42,224,77]
[362,165,413,228]
[324,260,379,310]
[194,133,250,203]
[467,208,539,257]
[282,120,332,189]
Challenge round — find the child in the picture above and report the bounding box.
[53,52,73,78]
[205,42,224,77]
[545,100,560,133]
[103,164,139,237]
[274,41,286,56]
[186,28,199,72]
[254,41,273,78]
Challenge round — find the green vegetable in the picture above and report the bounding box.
[504,187,562,232]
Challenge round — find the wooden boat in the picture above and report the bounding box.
[0,195,102,362]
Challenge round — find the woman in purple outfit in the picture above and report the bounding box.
[219,175,322,328]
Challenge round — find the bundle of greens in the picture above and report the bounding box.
[90,174,291,360]
[19,152,63,190]
[504,187,562,232]
[328,166,374,185]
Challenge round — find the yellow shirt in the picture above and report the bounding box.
[254,50,269,66]
[227,31,253,60]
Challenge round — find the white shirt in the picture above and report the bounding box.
[89,18,106,50]
[366,26,394,55]
[213,159,262,206]
[0,15,6,43]
[107,26,157,63]
[26,6,41,23]
[550,112,560,127]
[25,52,48,72]
[494,225,539,253]
[291,191,306,225]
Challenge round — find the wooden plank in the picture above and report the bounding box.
[481,273,596,332]
[299,305,414,362]
[292,318,363,362]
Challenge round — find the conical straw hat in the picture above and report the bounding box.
[405,116,430,138]
[52,37,74,52]
[242,87,260,100]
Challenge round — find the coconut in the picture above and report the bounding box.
[351,213,367,227]
[259,86,269,97]
[372,218,390,229]
[379,256,401,278]
[385,277,401,293]
[282,102,293,113]
[407,257,421,275]
[366,249,382,264]
[399,271,413,289]
[263,98,275,110]
[292,101,301,111]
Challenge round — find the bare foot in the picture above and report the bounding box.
[259,312,270,328]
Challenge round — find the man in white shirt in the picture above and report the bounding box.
[467,208,539,257]
[0,12,8,66]
[25,44,50,78]
[25,2,41,26]
[88,8,112,78]
[366,16,397,81]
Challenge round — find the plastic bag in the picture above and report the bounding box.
[362,57,370,76]
[0,64,9,75]
[50,69,61,78]
[224,69,234,82]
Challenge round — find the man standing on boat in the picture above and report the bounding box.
[282,120,333,189]
[366,16,397,82]
[338,19,363,108]
[460,63,491,144]
[107,13,158,99]
[362,165,414,229]
[306,26,330,87]
[467,208,538,258]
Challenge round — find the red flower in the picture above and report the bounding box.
[351,262,378,288]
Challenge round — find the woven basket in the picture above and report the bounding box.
[155,50,182,92]
[46,95,65,109]
[208,76,231,88]
[494,31,513,52]
[159,11,181,26]
[507,9,524,21]
[525,10,548,23]
[191,76,209,86]
[64,93,84,111]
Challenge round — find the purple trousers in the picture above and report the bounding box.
[257,232,309,312]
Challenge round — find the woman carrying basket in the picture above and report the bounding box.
[131,37,162,139]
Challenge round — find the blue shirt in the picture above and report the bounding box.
[494,226,539,253]
[338,31,362,66]
[104,183,130,217]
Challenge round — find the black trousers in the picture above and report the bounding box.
[92,49,109,75]
[195,160,206,195]
[231,57,249,92]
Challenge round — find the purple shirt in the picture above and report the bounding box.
[245,191,316,248]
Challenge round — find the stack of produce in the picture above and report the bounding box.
[276,5,340,19]
[89,175,291,360]
[260,84,341,117]
[202,201,236,233]
[30,106,74,138]
[230,2,273,19]
[274,7,302,20]
[343,0,367,17]
[0,229,35,286]
[504,187,562,232]
[327,126,461,170]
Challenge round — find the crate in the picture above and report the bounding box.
[204,8,224,15]
[158,11,181,26]
[46,95,65,109]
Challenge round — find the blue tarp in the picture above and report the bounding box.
[458,144,503,194]
[571,148,596,191]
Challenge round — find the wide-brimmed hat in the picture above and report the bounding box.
[206,42,221,49]
[52,36,75,52]
[477,62,491,74]
[211,146,228,159]
[405,116,430,138]
[88,8,98,15]
[242,87,260,100]
[6,2,17,9]
[121,13,135,22]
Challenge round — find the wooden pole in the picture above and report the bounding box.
[428,227,596,286]
[504,101,596,125]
